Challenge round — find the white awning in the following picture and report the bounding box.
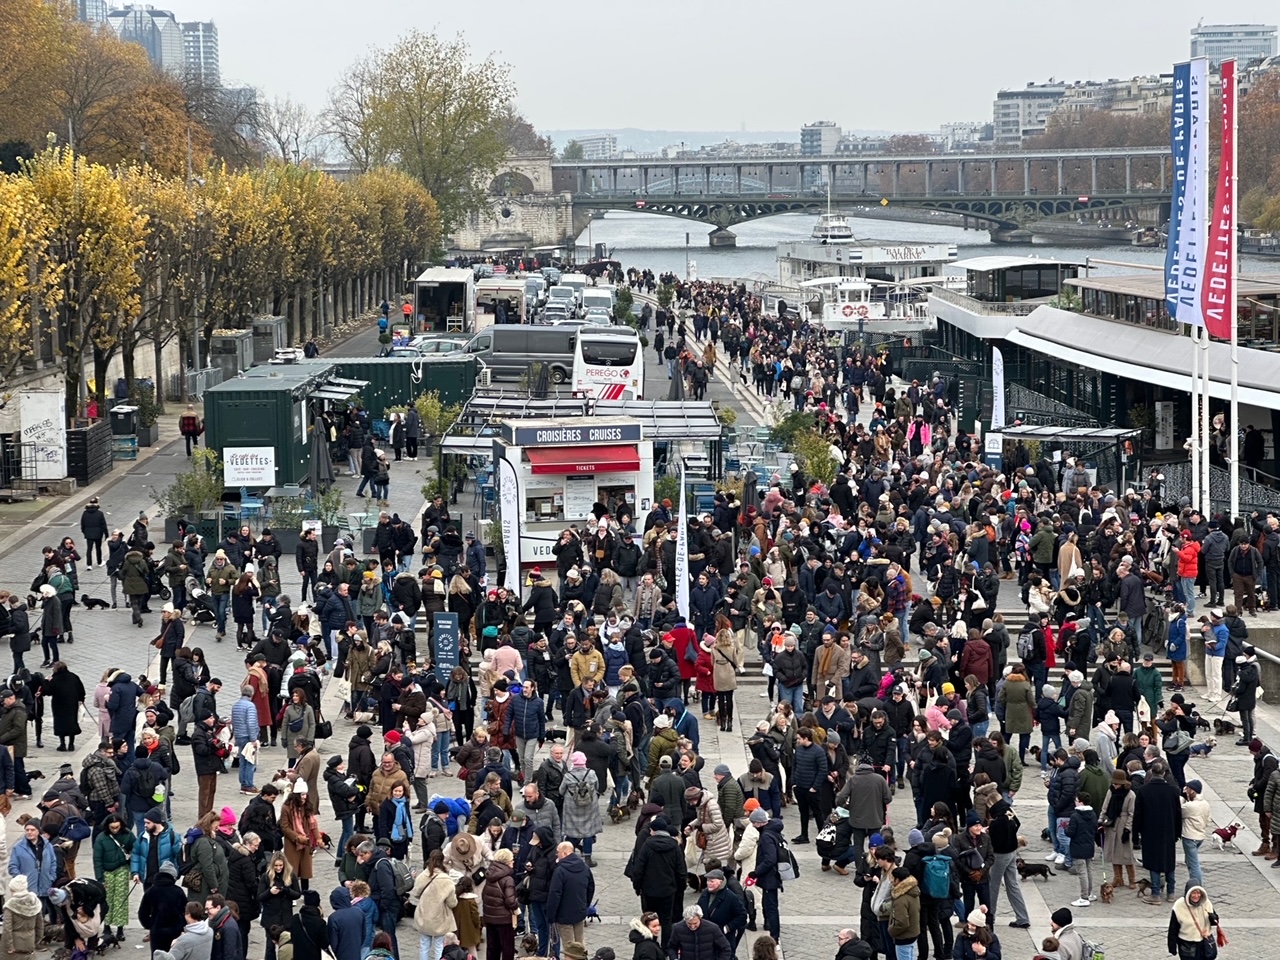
[1008,307,1280,411]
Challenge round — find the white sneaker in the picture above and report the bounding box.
[759,691,768,697]
[1088,894,1097,901]
[1044,853,1057,861]
[1055,854,1066,866]
[1071,898,1090,908]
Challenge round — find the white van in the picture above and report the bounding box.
[581,288,615,315]
[560,273,589,305]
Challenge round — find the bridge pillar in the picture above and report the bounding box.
[924,161,932,197]
[736,165,742,194]
[1125,156,1132,192]
[708,227,736,248]
[1091,158,1098,195]
[989,160,997,194]
[1160,159,1167,192]
[891,163,899,197]
[1023,159,1031,194]
[1057,158,1064,194]
[957,162,965,194]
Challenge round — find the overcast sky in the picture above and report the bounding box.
[189,0,1276,133]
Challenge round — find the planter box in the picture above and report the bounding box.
[137,422,160,447]
[273,529,302,555]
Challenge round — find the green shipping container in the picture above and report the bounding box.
[325,356,477,417]
[203,364,336,487]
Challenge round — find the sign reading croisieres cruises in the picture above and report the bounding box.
[503,423,643,446]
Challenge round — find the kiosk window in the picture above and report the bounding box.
[526,489,564,522]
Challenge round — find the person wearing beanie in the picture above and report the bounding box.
[712,765,744,828]
[1049,906,1085,959]
[137,858,188,954]
[628,814,686,949]
[290,887,330,960]
[2,873,44,955]
[131,807,181,889]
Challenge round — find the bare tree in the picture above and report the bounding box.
[324,54,390,174]
[258,95,321,163]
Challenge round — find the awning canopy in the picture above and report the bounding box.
[526,444,640,475]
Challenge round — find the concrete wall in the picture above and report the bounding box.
[449,194,578,252]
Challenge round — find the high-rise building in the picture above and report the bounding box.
[1190,23,1277,66]
[182,21,220,85]
[571,134,618,160]
[75,0,109,23]
[992,82,1068,146]
[107,4,185,74]
[800,121,841,156]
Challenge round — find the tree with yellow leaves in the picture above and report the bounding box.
[23,148,147,417]
[0,176,63,381]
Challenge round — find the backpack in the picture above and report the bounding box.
[921,853,952,899]
[1016,628,1035,662]
[389,857,414,896]
[775,834,800,882]
[179,837,204,890]
[59,814,92,842]
[1079,935,1106,960]
[133,765,157,804]
[566,772,595,805]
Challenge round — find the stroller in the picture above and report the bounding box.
[145,560,172,602]
[183,575,216,624]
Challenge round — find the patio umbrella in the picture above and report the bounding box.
[310,411,334,493]
[532,361,551,400]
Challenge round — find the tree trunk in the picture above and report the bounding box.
[153,335,166,414]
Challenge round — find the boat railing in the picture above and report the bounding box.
[928,288,1050,316]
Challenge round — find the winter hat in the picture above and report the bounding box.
[303,889,322,908]
[749,808,769,825]
[326,755,343,769]
[49,888,68,906]
[908,828,925,847]
[743,798,761,813]
[932,828,953,850]
[1051,907,1073,928]
[219,807,237,829]
[292,780,309,795]
[158,861,179,879]
[966,908,987,928]
[214,549,226,560]
[384,730,402,744]
[1250,738,1265,753]
[1186,780,1203,794]
[653,714,671,729]
[1103,710,1120,726]
[965,810,983,827]
[8,876,27,896]
[357,725,372,738]
[649,815,671,833]
[145,806,167,826]
[713,764,732,777]
[571,751,587,768]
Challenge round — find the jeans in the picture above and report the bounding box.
[418,934,444,960]
[971,720,989,739]
[895,735,910,781]
[989,850,1030,924]
[1182,837,1203,887]
[432,731,451,771]
[566,835,594,856]
[1241,708,1256,743]
[1150,869,1175,897]
[212,594,229,634]
[1180,577,1196,617]
[529,902,549,954]
[778,683,805,715]
[337,813,354,859]
[299,571,317,602]
[236,740,256,789]
[1207,563,1225,606]
[1041,733,1063,772]
[895,945,916,960]
[1056,817,1074,867]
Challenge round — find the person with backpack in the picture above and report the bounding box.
[120,745,169,837]
[182,811,229,904]
[746,814,789,944]
[131,807,180,890]
[903,827,958,959]
[356,839,403,960]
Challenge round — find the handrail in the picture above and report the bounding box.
[928,288,1048,316]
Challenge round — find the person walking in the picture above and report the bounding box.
[1168,885,1221,960]
[1134,759,1182,904]
[80,497,108,569]
[1180,780,1212,889]
[985,798,1030,929]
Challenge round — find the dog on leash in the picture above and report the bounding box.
[80,594,111,610]
[1016,858,1054,880]
[1099,881,1115,903]
[1210,823,1243,850]
[1135,877,1152,897]
[1189,737,1217,757]
[1213,717,1237,736]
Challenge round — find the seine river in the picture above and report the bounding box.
[573,210,1275,283]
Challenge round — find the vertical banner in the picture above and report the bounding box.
[1165,62,1190,314]
[990,346,1006,430]
[497,457,522,597]
[1202,58,1236,341]
[675,467,689,623]
[1173,58,1209,327]
[432,612,460,673]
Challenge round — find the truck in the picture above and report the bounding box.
[412,267,477,333]
[475,277,529,326]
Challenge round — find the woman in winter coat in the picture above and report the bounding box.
[91,813,134,941]
[561,752,603,863]
[629,912,666,960]
[411,850,457,956]
[281,689,315,763]
[1168,885,1220,960]
[996,666,1035,758]
[711,624,742,733]
[1,874,43,955]
[231,569,261,649]
[280,790,322,888]
[480,848,519,958]
[694,637,717,720]
[1101,769,1138,889]
[258,852,302,956]
[223,833,262,947]
[46,660,85,751]
[521,826,557,941]
[38,585,62,666]
[686,785,732,867]
[377,782,414,860]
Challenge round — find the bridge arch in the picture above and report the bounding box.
[490,171,536,196]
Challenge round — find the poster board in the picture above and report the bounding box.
[20,391,66,480]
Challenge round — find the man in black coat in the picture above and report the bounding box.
[357,840,401,958]
[625,815,685,948]
[1133,759,1183,904]
[667,904,731,960]
[137,861,188,953]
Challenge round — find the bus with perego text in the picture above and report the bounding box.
[571,327,645,400]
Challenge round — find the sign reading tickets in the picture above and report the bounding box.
[432,612,461,673]
[223,446,277,486]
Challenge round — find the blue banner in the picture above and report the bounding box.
[432,612,461,673]
[1165,62,1189,317]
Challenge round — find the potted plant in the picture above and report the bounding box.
[314,484,347,549]
[130,383,162,447]
[153,448,224,541]
[266,497,310,553]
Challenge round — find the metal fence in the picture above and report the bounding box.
[168,366,224,402]
[1006,383,1100,428]
[1161,459,1280,516]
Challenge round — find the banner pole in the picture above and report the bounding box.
[1190,326,1200,513]
[1227,60,1240,524]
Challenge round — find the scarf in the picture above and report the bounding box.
[1104,786,1128,824]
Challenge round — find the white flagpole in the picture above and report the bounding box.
[1228,61,1240,524]
[1201,330,1211,516]
[1191,326,1201,512]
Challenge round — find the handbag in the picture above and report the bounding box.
[315,720,333,740]
[152,622,172,650]
[1192,913,1217,960]
[1225,695,1240,713]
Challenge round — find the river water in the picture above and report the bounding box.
[573,210,1275,282]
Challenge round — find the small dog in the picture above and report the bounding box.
[1135,877,1152,896]
[585,901,601,923]
[1210,823,1242,850]
[79,594,110,610]
[1213,717,1238,736]
[1027,745,1042,765]
[1193,714,1212,731]
[1189,737,1217,757]
[1099,881,1115,903]
[1015,858,1054,880]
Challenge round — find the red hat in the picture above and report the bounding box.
[384,730,402,744]
[530,566,541,575]
[488,590,498,599]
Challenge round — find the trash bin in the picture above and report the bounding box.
[109,405,138,437]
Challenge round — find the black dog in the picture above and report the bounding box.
[1016,858,1054,880]
[80,594,110,610]
[1213,717,1237,736]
